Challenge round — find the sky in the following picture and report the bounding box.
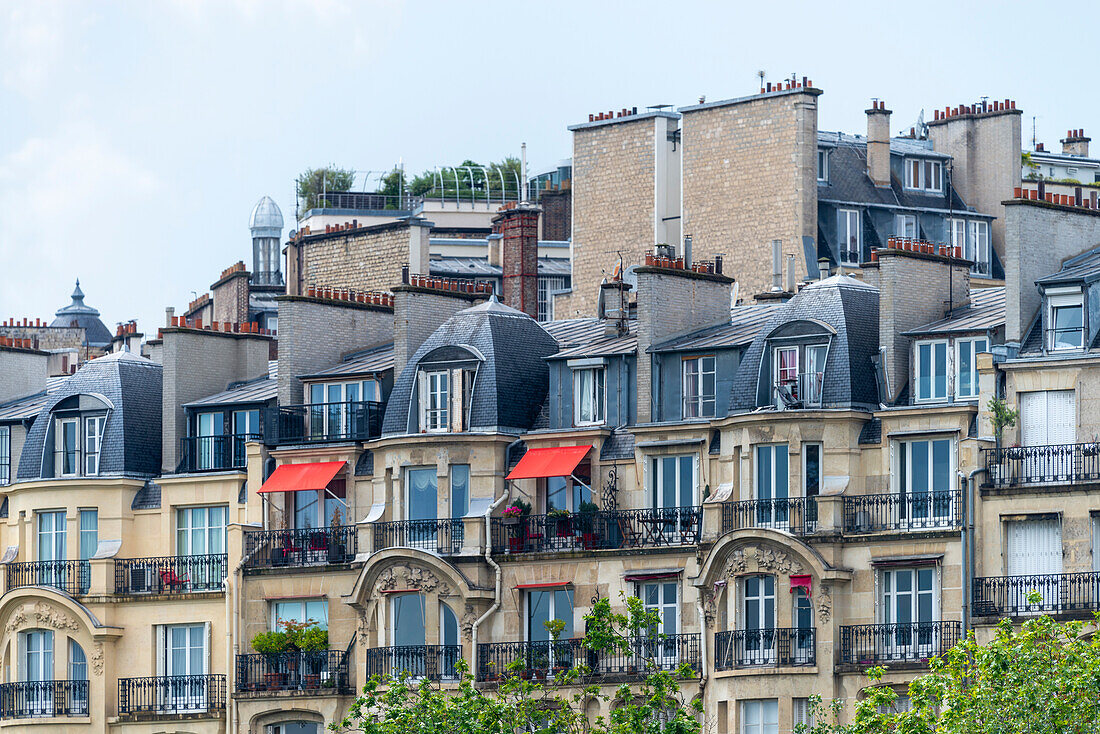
[2,0,1098,336]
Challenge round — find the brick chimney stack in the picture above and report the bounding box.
[1061,129,1090,158]
[866,100,892,187]
[495,203,541,319]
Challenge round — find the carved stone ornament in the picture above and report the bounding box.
[461,604,477,636]
[6,602,80,633]
[817,583,832,622]
[356,611,370,645]
[723,545,803,579]
[91,643,104,676]
[702,589,718,627]
[374,564,441,595]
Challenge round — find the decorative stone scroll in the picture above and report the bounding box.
[6,602,80,633]
[722,544,804,579]
[375,564,442,595]
[816,583,832,622]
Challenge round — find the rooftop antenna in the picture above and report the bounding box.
[1032,116,1037,149]
[521,143,528,203]
[757,70,765,89]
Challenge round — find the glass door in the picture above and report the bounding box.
[391,593,427,678]
[165,625,206,712]
[793,588,814,662]
[740,575,775,665]
[23,629,54,716]
[196,412,223,470]
[652,456,696,543]
[640,581,678,667]
[527,589,574,673]
[755,445,789,527]
[406,468,438,550]
[37,511,66,588]
[881,568,935,659]
[232,409,260,466]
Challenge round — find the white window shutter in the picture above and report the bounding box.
[451,368,463,432]
[1048,390,1076,445]
[16,632,25,682]
[155,625,166,677]
[417,371,427,430]
[204,621,212,676]
[1020,392,1046,446]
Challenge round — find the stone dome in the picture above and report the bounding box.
[50,280,112,348]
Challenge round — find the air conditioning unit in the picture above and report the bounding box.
[129,566,155,593]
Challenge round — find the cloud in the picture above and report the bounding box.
[0,0,76,96]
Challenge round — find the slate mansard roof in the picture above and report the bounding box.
[17,350,162,480]
[381,297,559,436]
[728,275,880,414]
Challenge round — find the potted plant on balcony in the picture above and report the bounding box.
[577,501,599,549]
[503,499,531,553]
[988,396,1020,484]
[251,630,289,690]
[289,623,329,689]
[547,507,572,538]
[326,506,344,564]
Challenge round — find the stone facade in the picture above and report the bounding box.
[0,325,90,354]
[538,185,571,242]
[211,265,251,326]
[292,219,431,296]
[680,87,821,301]
[0,345,46,403]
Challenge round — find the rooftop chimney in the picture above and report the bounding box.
[866,100,892,187]
[1061,128,1090,158]
[770,240,783,291]
[495,203,541,318]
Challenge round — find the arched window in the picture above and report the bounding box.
[69,639,87,680]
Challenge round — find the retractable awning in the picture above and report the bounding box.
[258,461,346,494]
[515,581,571,590]
[505,445,592,481]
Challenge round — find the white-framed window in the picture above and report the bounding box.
[20,628,54,683]
[1048,292,1084,351]
[69,638,87,682]
[896,438,954,525]
[406,466,438,525]
[83,416,104,476]
[526,587,574,641]
[538,277,567,323]
[37,510,66,561]
[572,367,605,426]
[79,509,98,561]
[905,158,942,192]
[877,694,913,714]
[158,623,210,712]
[741,698,779,734]
[955,337,988,399]
[308,379,380,439]
[651,455,696,509]
[773,344,827,407]
[914,340,949,402]
[793,698,814,730]
[422,370,450,432]
[967,221,990,276]
[682,356,716,419]
[545,475,592,513]
[817,149,829,182]
[895,214,917,238]
[879,567,937,659]
[177,506,227,556]
[0,425,9,485]
[755,444,789,505]
[639,580,678,635]
[57,418,78,476]
[272,598,328,630]
[948,218,966,251]
[1093,515,1100,572]
[838,209,860,265]
[390,592,426,648]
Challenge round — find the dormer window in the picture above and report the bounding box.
[682,356,716,419]
[423,370,450,432]
[572,367,605,426]
[773,344,827,408]
[895,214,916,239]
[905,159,942,192]
[1049,293,1084,351]
[838,209,861,265]
[915,340,948,402]
[817,149,829,182]
[51,398,108,478]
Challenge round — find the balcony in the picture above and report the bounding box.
[490,507,702,555]
[118,675,226,716]
[6,560,89,595]
[236,650,351,694]
[269,401,383,445]
[773,372,824,410]
[364,645,462,682]
[242,526,357,570]
[973,571,1100,617]
[713,628,816,671]
[114,554,227,595]
[372,519,463,555]
[0,680,88,718]
[982,443,1100,489]
[843,491,960,534]
[839,621,961,666]
[177,434,259,473]
[476,634,701,682]
[721,498,817,537]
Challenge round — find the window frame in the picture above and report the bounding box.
[271,598,329,631]
[802,442,822,499]
[1047,291,1085,351]
[816,149,829,183]
[914,339,950,402]
[537,276,567,323]
[878,566,939,625]
[422,370,450,432]
[0,424,9,485]
[572,366,606,427]
[905,158,943,192]
[56,417,79,477]
[754,444,789,502]
[838,208,861,265]
[740,698,779,734]
[681,355,716,420]
[955,336,988,400]
[967,221,990,276]
[637,580,679,636]
[947,218,966,251]
[525,587,574,642]
[176,505,228,557]
[895,214,917,239]
[83,415,104,476]
[650,454,697,509]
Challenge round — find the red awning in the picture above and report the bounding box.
[258,461,346,494]
[790,574,812,594]
[506,445,592,481]
[514,582,571,590]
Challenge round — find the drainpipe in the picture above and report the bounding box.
[471,442,518,671]
[695,596,708,694]
[962,467,986,636]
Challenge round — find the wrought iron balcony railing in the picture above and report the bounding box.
[490,507,702,554]
[982,443,1100,488]
[721,498,817,536]
[242,526,357,570]
[773,372,824,409]
[269,401,383,445]
[713,628,816,670]
[972,571,1100,617]
[0,680,88,718]
[839,621,961,665]
[118,674,226,716]
[364,645,462,682]
[843,490,960,533]
[372,519,463,554]
[177,434,259,473]
[114,554,227,595]
[236,650,351,693]
[476,634,701,682]
[7,560,89,595]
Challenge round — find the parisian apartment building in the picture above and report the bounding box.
[1,81,1100,734]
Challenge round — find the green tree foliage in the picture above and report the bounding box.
[799,598,1100,734]
[332,594,701,733]
[297,166,356,212]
